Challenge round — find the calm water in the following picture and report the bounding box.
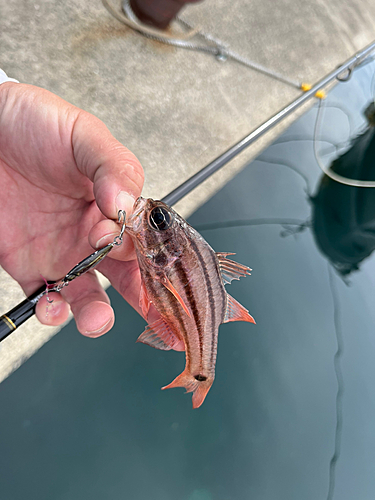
[1,60,375,500]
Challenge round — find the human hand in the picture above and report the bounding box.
[0,83,145,336]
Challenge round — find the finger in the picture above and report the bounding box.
[97,257,142,315]
[72,111,144,220]
[88,218,136,261]
[97,258,185,351]
[35,292,70,326]
[60,271,115,338]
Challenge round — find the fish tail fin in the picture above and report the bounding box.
[162,370,214,409]
[191,379,214,409]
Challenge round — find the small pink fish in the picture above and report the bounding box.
[125,197,255,408]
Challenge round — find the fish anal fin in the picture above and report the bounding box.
[224,293,256,324]
[162,370,213,409]
[139,280,151,319]
[216,252,252,285]
[161,276,192,318]
[137,318,182,351]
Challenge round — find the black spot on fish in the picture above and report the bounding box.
[194,374,207,382]
[153,252,168,267]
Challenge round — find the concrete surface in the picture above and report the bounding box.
[1,0,375,381]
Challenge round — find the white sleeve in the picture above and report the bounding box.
[0,69,19,85]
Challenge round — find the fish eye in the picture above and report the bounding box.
[149,206,173,231]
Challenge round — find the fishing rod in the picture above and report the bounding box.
[1,39,375,342]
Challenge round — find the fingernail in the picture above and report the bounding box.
[47,299,65,316]
[84,318,112,337]
[95,233,117,249]
[115,191,135,217]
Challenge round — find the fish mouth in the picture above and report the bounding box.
[125,197,148,233]
[128,197,163,219]
[131,196,147,214]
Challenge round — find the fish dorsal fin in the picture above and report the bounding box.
[224,293,256,324]
[139,279,151,319]
[216,252,252,285]
[137,317,183,351]
[161,276,192,318]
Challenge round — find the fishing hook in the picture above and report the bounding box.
[113,209,126,246]
[48,209,127,294]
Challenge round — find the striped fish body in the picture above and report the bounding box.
[125,197,255,408]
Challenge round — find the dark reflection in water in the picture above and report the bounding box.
[312,102,375,277]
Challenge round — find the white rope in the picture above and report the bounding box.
[104,0,304,90]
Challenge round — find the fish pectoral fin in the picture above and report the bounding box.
[139,279,151,319]
[223,293,256,324]
[161,276,192,319]
[162,370,213,409]
[216,252,252,285]
[137,318,183,351]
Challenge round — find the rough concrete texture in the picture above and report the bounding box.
[1,0,375,381]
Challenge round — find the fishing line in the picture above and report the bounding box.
[311,102,353,158]
[272,102,354,151]
[313,96,375,188]
[272,135,339,148]
[271,104,352,159]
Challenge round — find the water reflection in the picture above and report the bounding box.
[192,89,375,500]
[313,101,375,500]
[326,265,344,500]
[312,102,375,276]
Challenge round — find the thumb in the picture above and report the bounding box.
[71,110,144,219]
